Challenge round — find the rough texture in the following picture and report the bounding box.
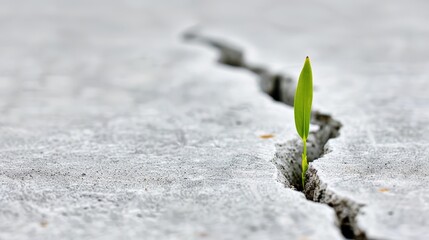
[1,0,429,239]
[184,32,342,192]
[0,1,344,240]
[183,0,429,239]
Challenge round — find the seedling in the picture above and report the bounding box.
[294,57,313,188]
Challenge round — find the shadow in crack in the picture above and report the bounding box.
[183,29,370,240]
[183,29,341,190]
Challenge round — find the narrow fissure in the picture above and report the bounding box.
[184,30,367,240]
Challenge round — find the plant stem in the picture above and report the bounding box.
[302,138,308,189]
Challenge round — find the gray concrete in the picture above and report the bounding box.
[1,0,429,240]
[0,1,343,240]
[188,1,429,239]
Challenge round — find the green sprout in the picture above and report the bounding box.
[294,56,313,188]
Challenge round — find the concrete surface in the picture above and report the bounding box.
[1,0,429,240]
[0,1,343,240]
[183,1,429,239]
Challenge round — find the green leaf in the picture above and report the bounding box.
[294,56,313,140]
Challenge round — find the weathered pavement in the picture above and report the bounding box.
[1,1,429,240]
[0,1,342,240]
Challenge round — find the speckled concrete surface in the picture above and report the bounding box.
[1,0,429,239]
[186,1,429,239]
[0,1,343,240]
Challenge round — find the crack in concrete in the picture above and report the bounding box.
[183,29,367,240]
[305,167,368,240]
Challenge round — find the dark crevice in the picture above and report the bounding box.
[305,167,368,240]
[270,75,282,102]
[184,29,367,240]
